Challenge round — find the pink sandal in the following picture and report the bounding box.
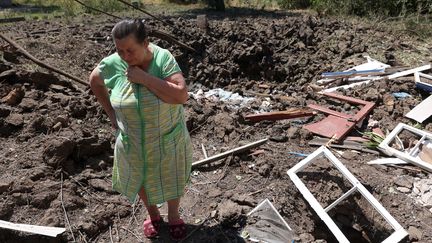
[143,216,162,238]
[169,219,187,241]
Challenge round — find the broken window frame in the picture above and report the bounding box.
[247,199,293,231]
[287,146,408,243]
[378,123,432,173]
[414,71,432,93]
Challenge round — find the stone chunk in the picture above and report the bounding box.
[396,187,410,193]
[408,226,423,241]
[0,181,12,193]
[394,176,413,189]
[5,113,24,126]
[42,137,75,167]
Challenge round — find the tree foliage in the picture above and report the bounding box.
[277,0,432,17]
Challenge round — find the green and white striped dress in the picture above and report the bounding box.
[98,43,192,205]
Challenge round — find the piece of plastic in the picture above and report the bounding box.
[392,92,411,99]
[242,199,295,243]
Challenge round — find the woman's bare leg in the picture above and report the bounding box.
[167,198,181,223]
[138,187,160,220]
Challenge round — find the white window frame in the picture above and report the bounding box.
[378,123,432,173]
[287,146,408,243]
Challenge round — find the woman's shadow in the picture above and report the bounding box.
[147,221,246,243]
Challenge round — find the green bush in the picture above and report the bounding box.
[308,0,432,17]
[275,0,432,17]
[14,0,129,16]
[81,0,127,13]
[276,0,310,9]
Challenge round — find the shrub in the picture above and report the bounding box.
[308,0,432,17]
[276,0,311,9]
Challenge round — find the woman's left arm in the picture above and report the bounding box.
[126,66,188,104]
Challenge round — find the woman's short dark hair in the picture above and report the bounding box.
[112,19,148,43]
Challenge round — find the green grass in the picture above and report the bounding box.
[362,131,385,149]
[0,0,66,19]
[0,0,208,19]
[1,0,126,19]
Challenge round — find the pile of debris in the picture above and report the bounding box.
[191,57,432,242]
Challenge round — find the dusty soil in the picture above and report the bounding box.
[0,8,432,243]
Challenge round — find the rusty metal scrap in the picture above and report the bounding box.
[303,92,375,141]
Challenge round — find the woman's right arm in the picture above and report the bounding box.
[89,68,118,129]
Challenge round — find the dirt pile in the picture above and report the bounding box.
[0,10,431,243]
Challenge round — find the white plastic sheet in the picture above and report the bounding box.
[242,199,294,243]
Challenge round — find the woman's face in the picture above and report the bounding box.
[114,34,148,66]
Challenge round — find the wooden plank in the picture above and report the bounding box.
[345,136,370,143]
[419,72,432,80]
[192,139,268,168]
[368,158,408,165]
[0,33,88,86]
[323,92,370,106]
[307,104,351,119]
[306,93,375,141]
[388,64,431,79]
[321,69,385,79]
[244,109,315,122]
[0,220,65,237]
[303,115,355,141]
[308,137,379,154]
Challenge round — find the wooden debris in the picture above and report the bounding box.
[387,64,431,79]
[61,173,76,241]
[304,93,375,141]
[244,108,315,122]
[201,144,208,159]
[345,136,370,143]
[192,138,268,168]
[0,33,88,86]
[320,64,431,94]
[1,87,24,105]
[321,69,386,79]
[368,158,408,165]
[0,220,65,237]
[309,137,379,154]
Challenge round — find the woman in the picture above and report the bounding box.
[89,19,192,240]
